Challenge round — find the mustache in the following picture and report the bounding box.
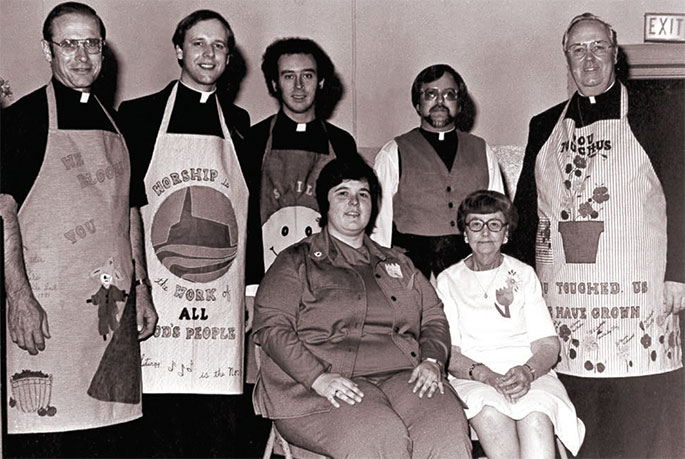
[430,104,449,112]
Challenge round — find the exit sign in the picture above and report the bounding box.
[644,13,685,42]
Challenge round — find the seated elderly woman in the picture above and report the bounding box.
[436,190,585,459]
[252,158,471,458]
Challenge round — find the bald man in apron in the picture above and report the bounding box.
[1,3,157,456]
[511,13,684,458]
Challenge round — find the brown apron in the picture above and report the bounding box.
[535,83,681,377]
[259,116,334,270]
[140,82,247,394]
[6,82,141,433]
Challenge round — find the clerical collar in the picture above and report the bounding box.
[419,127,456,141]
[52,77,91,104]
[578,80,616,105]
[279,110,317,132]
[179,80,215,103]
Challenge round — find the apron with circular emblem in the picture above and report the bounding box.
[7,82,141,433]
[140,82,247,393]
[535,83,681,377]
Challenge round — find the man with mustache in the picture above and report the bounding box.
[373,64,504,280]
[1,1,157,454]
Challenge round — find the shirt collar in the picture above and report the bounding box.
[178,80,216,103]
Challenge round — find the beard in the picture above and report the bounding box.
[423,105,456,129]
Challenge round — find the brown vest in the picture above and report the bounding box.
[393,128,488,236]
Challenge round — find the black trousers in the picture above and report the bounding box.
[393,228,471,279]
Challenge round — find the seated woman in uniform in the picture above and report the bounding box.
[436,190,585,459]
[252,157,471,458]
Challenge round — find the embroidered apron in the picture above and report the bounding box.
[6,82,141,433]
[535,84,681,377]
[140,83,247,394]
[259,116,334,270]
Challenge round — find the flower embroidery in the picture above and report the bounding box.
[493,270,519,318]
[559,133,610,221]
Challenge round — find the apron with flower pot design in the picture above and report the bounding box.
[535,83,681,377]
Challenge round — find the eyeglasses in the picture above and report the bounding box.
[565,40,613,60]
[420,88,458,101]
[465,218,507,232]
[49,38,104,55]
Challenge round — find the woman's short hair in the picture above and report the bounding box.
[457,190,518,233]
[315,157,381,235]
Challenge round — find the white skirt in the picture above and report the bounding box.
[451,372,585,455]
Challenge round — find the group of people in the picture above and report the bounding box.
[1,2,683,459]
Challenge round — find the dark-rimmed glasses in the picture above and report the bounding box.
[465,218,507,232]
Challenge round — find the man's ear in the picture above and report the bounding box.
[318,78,325,89]
[41,40,53,63]
[271,80,278,94]
[175,45,183,61]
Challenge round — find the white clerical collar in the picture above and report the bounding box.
[79,91,90,103]
[422,127,455,141]
[580,81,615,105]
[179,80,216,103]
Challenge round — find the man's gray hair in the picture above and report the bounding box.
[562,12,617,50]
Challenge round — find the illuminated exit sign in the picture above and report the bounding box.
[644,13,685,42]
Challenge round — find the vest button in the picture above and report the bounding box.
[448,202,454,208]
[375,273,381,278]
[410,351,417,357]
[446,186,452,192]
[450,221,456,227]
[391,296,397,301]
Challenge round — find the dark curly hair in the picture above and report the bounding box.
[456,190,518,234]
[316,158,381,235]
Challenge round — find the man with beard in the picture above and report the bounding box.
[373,64,504,279]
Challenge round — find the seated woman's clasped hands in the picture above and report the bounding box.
[436,190,586,459]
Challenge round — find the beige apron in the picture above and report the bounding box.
[140,82,247,394]
[259,116,333,270]
[535,83,681,377]
[6,82,141,433]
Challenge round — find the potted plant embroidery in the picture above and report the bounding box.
[558,149,610,263]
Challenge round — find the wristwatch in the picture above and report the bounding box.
[468,362,484,380]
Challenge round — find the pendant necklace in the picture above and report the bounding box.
[469,255,503,299]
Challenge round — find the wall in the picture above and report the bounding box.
[1,0,683,151]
